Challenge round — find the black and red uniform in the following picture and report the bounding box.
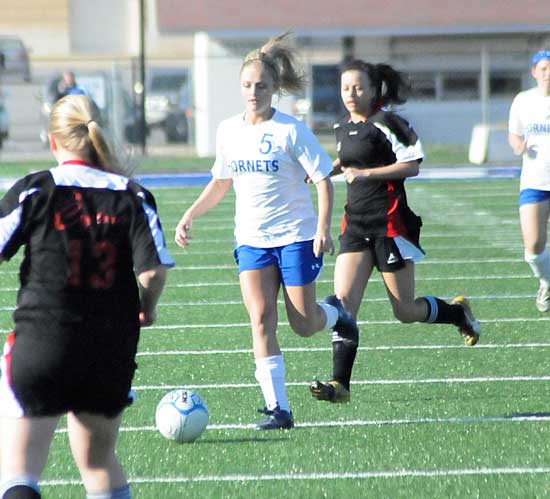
[335,110,425,270]
[0,161,174,417]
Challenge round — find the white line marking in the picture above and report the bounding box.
[1,315,549,334]
[39,466,550,487]
[135,343,550,356]
[52,413,550,436]
[131,375,550,391]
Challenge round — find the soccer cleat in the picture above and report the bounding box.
[255,405,294,430]
[324,295,359,347]
[452,296,480,346]
[309,379,350,403]
[535,285,550,313]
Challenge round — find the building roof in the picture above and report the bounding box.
[156,0,550,36]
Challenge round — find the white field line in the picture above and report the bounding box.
[1,315,549,334]
[38,466,550,487]
[134,343,550,357]
[0,258,527,275]
[152,293,537,307]
[51,413,550,436]
[0,273,537,293]
[130,375,550,391]
[0,293,538,312]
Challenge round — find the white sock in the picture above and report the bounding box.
[319,302,339,329]
[254,355,290,412]
[524,248,550,288]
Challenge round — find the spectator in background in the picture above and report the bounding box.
[56,71,88,100]
[508,49,550,313]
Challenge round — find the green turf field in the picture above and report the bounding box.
[1,178,550,498]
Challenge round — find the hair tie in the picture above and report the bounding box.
[86,120,95,128]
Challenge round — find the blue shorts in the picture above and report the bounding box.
[234,240,323,286]
[519,189,550,207]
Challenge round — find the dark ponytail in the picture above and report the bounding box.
[341,59,411,107]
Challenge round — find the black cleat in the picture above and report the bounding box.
[310,379,350,403]
[324,295,359,347]
[255,406,294,430]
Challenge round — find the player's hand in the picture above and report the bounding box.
[175,216,193,248]
[512,139,528,156]
[139,309,157,327]
[341,166,363,184]
[313,232,334,257]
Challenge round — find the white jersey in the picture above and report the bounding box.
[508,87,550,191]
[211,110,333,248]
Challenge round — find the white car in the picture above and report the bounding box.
[0,95,8,149]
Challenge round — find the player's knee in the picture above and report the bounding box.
[392,305,417,323]
[288,315,314,337]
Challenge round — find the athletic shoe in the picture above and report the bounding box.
[255,406,294,430]
[309,379,350,403]
[324,295,359,347]
[452,296,480,346]
[536,285,550,313]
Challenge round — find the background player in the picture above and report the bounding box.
[0,94,173,499]
[310,60,480,404]
[174,32,357,430]
[508,49,550,313]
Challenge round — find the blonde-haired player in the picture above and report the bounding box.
[175,32,358,430]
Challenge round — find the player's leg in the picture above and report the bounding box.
[239,265,292,429]
[282,282,327,336]
[279,240,358,344]
[67,411,130,498]
[310,250,373,403]
[520,196,550,312]
[0,415,60,499]
[382,262,480,346]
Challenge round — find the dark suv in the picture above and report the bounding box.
[0,36,31,82]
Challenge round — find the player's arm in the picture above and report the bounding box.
[175,178,232,248]
[138,265,167,327]
[305,158,341,184]
[508,132,527,156]
[342,160,420,183]
[312,177,334,257]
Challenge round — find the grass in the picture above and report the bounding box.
[1,177,549,498]
[0,143,469,178]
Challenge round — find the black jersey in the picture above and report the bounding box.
[335,110,424,242]
[0,161,174,326]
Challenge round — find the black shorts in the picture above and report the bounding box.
[0,312,139,418]
[338,230,424,272]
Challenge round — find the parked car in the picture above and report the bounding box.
[145,67,190,142]
[0,92,8,149]
[39,71,143,147]
[0,35,31,82]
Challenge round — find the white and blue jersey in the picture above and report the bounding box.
[211,110,333,248]
[509,87,550,191]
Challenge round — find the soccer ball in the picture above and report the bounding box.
[155,389,209,443]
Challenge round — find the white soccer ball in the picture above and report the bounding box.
[155,389,209,443]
